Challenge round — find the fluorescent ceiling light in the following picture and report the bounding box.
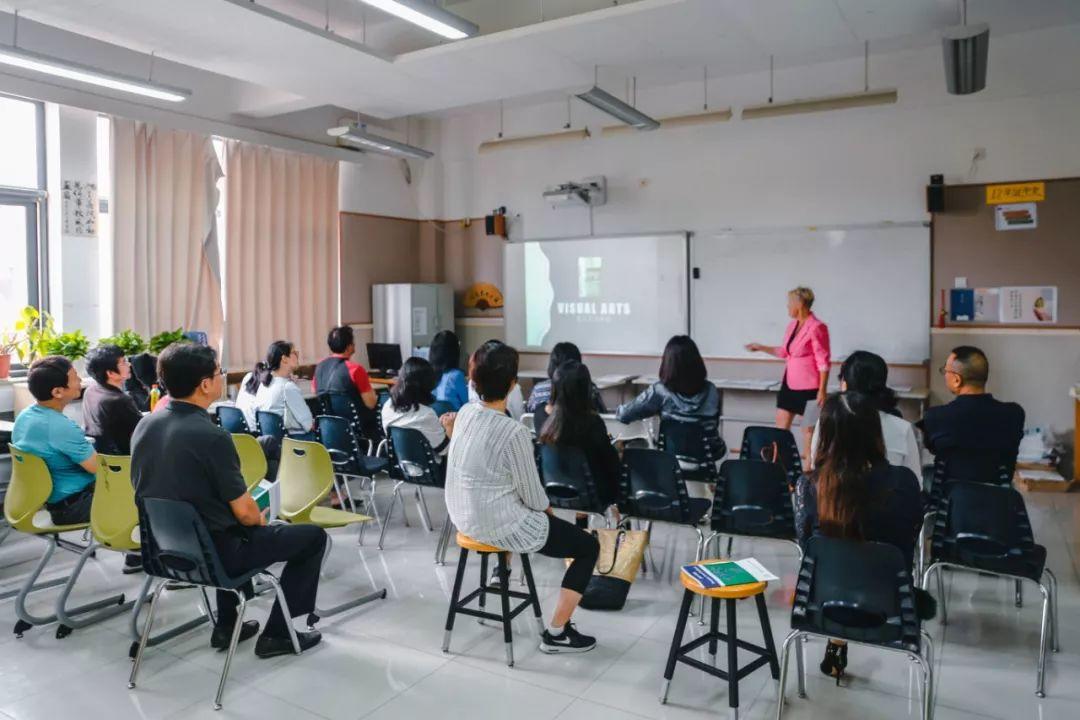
[601,108,731,136]
[329,123,434,160]
[478,128,590,154]
[742,89,897,119]
[575,86,659,131]
[0,45,190,102]
[357,0,478,40]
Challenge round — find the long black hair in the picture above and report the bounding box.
[658,335,707,397]
[546,342,582,380]
[813,392,886,540]
[390,357,437,412]
[245,340,294,394]
[839,350,898,416]
[539,360,595,445]
[429,330,461,377]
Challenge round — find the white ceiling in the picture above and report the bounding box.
[6,0,1080,121]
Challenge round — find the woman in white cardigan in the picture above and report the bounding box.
[809,350,922,478]
[445,340,600,654]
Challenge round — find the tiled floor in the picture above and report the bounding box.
[0,485,1077,720]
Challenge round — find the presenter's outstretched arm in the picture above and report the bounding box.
[744,343,781,357]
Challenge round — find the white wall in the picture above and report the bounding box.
[425,24,1080,235]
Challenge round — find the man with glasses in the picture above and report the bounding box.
[919,345,1025,481]
[131,343,326,658]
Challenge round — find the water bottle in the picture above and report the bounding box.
[149,383,161,411]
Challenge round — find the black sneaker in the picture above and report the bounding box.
[254,629,322,659]
[122,554,143,575]
[210,620,261,650]
[539,623,596,654]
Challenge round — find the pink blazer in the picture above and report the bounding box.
[776,313,831,391]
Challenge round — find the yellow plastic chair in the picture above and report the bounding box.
[65,456,213,653]
[276,438,386,625]
[4,446,126,638]
[232,434,268,491]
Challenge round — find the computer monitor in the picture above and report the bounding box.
[367,343,403,375]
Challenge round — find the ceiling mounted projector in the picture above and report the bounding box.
[328,123,434,160]
[543,177,607,208]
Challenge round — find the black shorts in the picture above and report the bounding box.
[776,377,818,415]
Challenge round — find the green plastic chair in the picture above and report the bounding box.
[4,446,126,638]
[232,433,269,492]
[276,438,386,626]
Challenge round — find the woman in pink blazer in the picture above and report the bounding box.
[745,287,831,445]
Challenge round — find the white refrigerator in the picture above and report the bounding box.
[372,283,455,361]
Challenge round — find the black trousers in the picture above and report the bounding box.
[212,524,327,638]
[46,486,95,526]
[538,514,600,595]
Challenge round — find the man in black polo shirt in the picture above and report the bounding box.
[131,343,326,658]
[83,345,143,454]
[920,345,1025,481]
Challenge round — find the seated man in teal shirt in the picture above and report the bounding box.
[12,356,99,526]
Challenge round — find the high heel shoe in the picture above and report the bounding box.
[820,641,848,685]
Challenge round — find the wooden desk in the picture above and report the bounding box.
[370,376,396,388]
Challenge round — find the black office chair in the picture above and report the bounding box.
[382,426,450,562]
[319,392,381,453]
[705,459,799,556]
[918,452,1016,600]
[315,415,390,522]
[619,448,712,575]
[216,406,252,435]
[739,425,803,489]
[536,444,610,526]
[129,498,301,710]
[532,404,550,436]
[922,481,1058,697]
[658,418,725,484]
[777,536,935,720]
[255,410,286,441]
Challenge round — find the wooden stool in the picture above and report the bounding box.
[443,532,544,667]
[661,561,780,720]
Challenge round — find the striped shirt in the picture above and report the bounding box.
[445,402,550,552]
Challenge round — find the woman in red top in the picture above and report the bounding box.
[745,287,831,455]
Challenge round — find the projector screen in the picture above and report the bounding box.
[504,233,689,354]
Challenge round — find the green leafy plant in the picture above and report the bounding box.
[148,327,189,354]
[43,330,91,360]
[12,306,56,364]
[1,328,22,356]
[99,329,147,356]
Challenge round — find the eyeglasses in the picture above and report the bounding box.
[938,365,959,377]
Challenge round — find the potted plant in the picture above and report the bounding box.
[11,305,56,365]
[0,328,21,379]
[99,329,147,357]
[44,330,91,361]
[148,327,189,354]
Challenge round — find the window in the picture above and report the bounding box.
[0,94,46,336]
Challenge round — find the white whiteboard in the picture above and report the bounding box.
[504,233,689,354]
[690,225,930,363]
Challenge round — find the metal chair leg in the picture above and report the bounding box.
[129,579,169,690]
[1044,569,1060,652]
[795,635,806,698]
[1036,582,1050,698]
[1015,579,1023,608]
[775,630,801,719]
[213,590,247,710]
[127,576,213,657]
[920,629,936,720]
[414,486,434,532]
[54,543,135,635]
[307,536,387,625]
[377,481,404,550]
[435,518,453,565]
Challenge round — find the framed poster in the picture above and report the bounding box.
[1000,286,1057,323]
